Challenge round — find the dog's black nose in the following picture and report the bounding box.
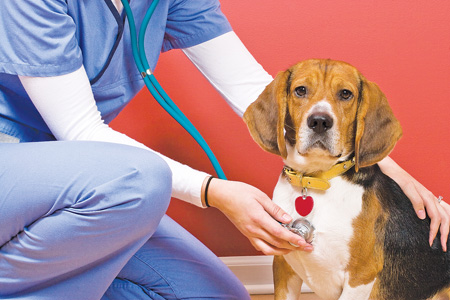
[307,114,333,133]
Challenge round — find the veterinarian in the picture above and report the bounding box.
[0,1,448,299]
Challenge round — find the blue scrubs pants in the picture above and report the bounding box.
[0,141,249,299]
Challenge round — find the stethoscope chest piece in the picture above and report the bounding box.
[282,218,315,244]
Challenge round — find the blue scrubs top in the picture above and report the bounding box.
[0,0,232,142]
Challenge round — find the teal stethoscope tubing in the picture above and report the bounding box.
[120,0,227,179]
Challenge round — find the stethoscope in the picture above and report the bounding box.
[120,0,226,179]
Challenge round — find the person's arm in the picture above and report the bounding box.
[20,60,307,255]
[182,32,315,254]
[19,66,208,207]
[182,31,273,117]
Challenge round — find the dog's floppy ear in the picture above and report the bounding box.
[243,70,290,158]
[354,79,403,171]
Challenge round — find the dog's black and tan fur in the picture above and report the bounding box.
[345,165,450,299]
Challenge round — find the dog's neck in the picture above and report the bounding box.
[283,143,353,174]
[282,158,355,191]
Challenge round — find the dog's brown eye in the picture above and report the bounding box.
[338,89,353,101]
[294,86,307,98]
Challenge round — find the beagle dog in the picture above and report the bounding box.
[244,59,450,300]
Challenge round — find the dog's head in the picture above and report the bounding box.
[244,59,402,173]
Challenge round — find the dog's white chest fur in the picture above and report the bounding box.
[273,175,366,299]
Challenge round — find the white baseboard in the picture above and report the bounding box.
[219,255,312,295]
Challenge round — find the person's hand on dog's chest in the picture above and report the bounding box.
[203,177,313,255]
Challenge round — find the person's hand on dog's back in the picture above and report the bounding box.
[379,156,450,251]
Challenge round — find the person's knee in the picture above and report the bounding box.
[115,147,172,228]
[207,258,250,300]
[134,150,172,214]
[72,143,172,234]
[218,274,250,300]
[233,284,251,300]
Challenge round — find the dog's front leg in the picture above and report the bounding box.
[338,273,375,300]
[273,255,303,300]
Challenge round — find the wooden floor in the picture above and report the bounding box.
[251,293,321,300]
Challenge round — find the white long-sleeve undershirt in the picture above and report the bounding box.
[19,31,273,207]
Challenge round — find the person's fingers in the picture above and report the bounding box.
[239,204,310,251]
[403,181,426,220]
[437,200,449,251]
[254,196,315,250]
[440,200,450,215]
[403,180,443,247]
[250,238,292,256]
[258,217,313,250]
[241,219,298,251]
[424,199,441,247]
[258,194,292,224]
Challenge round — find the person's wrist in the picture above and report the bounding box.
[378,156,394,169]
[378,156,401,176]
[201,176,215,208]
[379,156,409,182]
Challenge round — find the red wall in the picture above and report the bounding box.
[111,0,450,257]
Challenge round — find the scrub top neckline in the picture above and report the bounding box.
[90,0,127,85]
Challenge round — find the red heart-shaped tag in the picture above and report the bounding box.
[295,196,314,217]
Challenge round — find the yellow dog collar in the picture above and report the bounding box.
[283,158,355,190]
